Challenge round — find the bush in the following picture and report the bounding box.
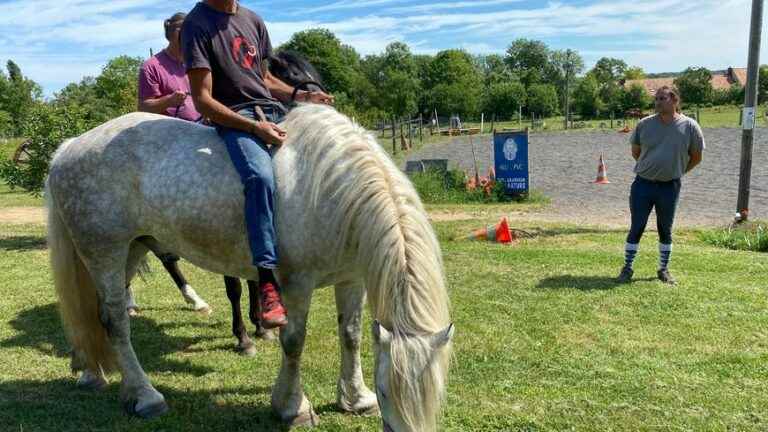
[0,102,96,193]
[700,221,768,252]
[410,168,545,204]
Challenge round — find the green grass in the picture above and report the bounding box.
[2,215,768,431]
[0,183,44,208]
[700,220,768,252]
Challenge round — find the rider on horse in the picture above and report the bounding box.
[181,0,333,328]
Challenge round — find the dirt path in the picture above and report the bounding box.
[0,207,45,225]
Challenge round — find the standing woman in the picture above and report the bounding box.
[617,86,704,285]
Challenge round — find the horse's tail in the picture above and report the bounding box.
[47,180,117,373]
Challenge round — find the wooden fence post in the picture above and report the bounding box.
[391,117,396,154]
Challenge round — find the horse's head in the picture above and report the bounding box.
[373,321,455,432]
[268,50,324,92]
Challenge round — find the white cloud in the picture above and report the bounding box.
[1,0,764,96]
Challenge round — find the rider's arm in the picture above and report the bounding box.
[138,93,182,114]
[188,68,285,145]
[263,69,318,103]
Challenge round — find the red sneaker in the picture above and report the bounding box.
[259,282,287,329]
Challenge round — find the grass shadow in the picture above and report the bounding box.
[0,235,47,251]
[0,378,286,432]
[1,303,216,377]
[537,275,626,291]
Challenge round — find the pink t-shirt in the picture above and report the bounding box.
[138,50,200,122]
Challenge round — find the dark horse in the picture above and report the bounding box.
[128,50,327,356]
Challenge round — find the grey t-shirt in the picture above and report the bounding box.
[181,2,279,111]
[630,114,705,181]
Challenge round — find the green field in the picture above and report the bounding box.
[2,197,768,430]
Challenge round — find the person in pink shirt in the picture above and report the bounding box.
[128,12,211,317]
[138,12,200,122]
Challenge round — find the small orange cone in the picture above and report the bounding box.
[468,217,514,244]
[593,154,610,184]
[619,125,631,133]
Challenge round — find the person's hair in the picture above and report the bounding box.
[656,85,681,112]
[164,12,186,40]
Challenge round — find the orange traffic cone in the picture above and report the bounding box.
[619,125,631,133]
[468,217,514,244]
[593,154,610,184]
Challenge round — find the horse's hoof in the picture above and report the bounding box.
[351,403,380,417]
[286,409,320,428]
[255,328,278,341]
[238,344,257,357]
[124,399,169,419]
[76,370,108,391]
[339,393,380,417]
[195,305,212,316]
[127,307,139,317]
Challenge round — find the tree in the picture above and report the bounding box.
[590,57,627,85]
[548,49,584,122]
[482,81,526,118]
[505,38,550,88]
[572,74,604,117]
[624,66,645,80]
[623,83,651,110]
[527,84,559,117]
[0,60,43,137]
[279,29,361,96]
[424,49,483,118]
[0,102,94,192]
[758,65,768,104]
[476,54,515,87]
[674,67,713,105]
[94,56,142,118]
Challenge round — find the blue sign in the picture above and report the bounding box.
[493,131,529,194]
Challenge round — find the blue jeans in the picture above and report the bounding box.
[217,105,285,269]
[626,176,682,245]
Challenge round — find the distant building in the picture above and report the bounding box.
[622,67,747,96]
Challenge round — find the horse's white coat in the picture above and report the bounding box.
[47,104,452,431]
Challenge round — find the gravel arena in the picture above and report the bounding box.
[406,127,768,227]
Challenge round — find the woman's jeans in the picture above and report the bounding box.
[217,105,285,269]
[626,176,682,245]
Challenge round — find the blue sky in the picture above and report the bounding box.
[0,0,761,96]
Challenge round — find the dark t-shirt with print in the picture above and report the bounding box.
[181,2,279,111]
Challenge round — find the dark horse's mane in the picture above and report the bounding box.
[268,50,325,94]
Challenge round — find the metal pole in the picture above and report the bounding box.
[736,0,764,222]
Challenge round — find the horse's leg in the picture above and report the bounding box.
[157,253,211,314]
[125,284,140,317]
[80,242,148,391]
[334,281,378,415]
[271,272,319,427]
[225,276,256,356]
[247,279,277,341]
[86,245,167,418]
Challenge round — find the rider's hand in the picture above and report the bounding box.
[251,121,287,146]
[168,90,187,106]
[305,91,334,105]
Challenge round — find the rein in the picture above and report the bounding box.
[290,81,328,104]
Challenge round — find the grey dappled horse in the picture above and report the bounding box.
[47,104,453,431]
[127,50,328,355]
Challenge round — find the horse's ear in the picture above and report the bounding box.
[429,323,454,349]
[372,320,392,345]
